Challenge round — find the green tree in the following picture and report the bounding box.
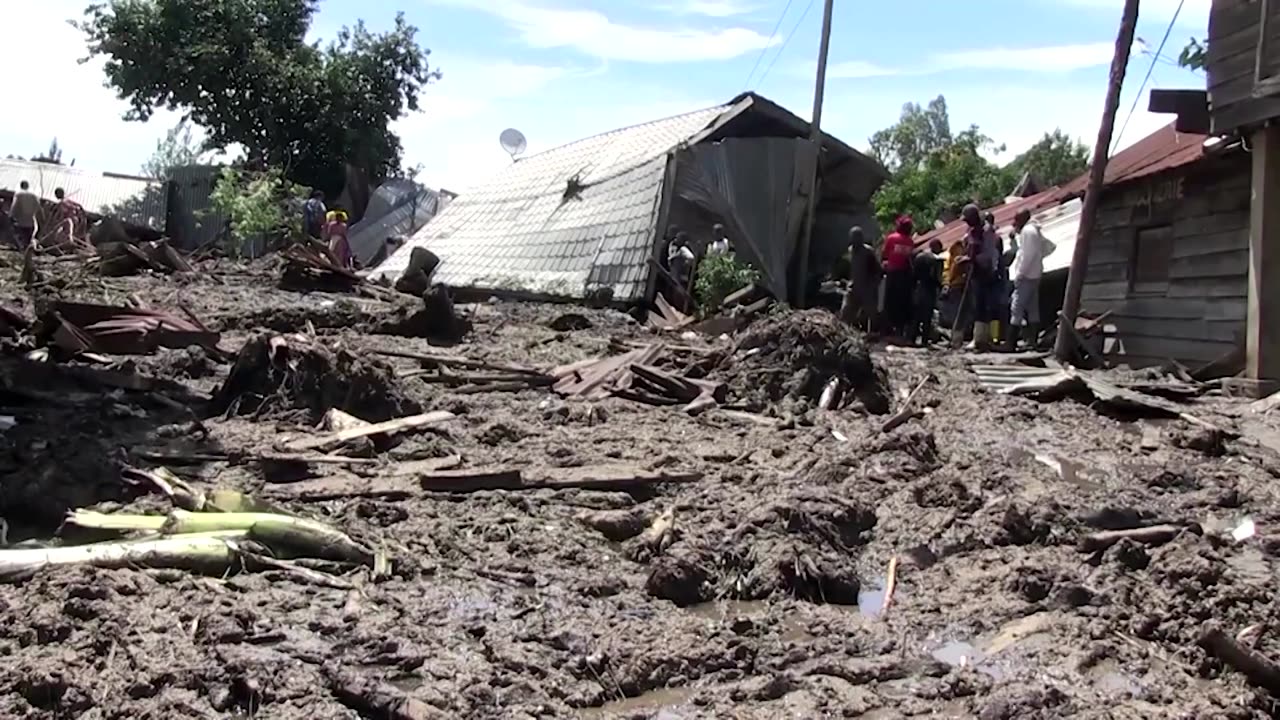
[1179,38,1206,71]
[32,138,63,165]
[79,0,440,193]
[208,166,307,257]
[869,97,1012,228]
[141,119,211,179]
[1005,129,1090,188]
[869,95,953,174]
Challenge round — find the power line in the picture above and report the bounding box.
[1113,0,1184,151]
[755,0,817,90]
[742,0,796,90]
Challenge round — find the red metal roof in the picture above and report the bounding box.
[915,122,1210,250]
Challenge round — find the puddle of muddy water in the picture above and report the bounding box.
[930,613,1059,682]
[686,600,813,642]
[858,581,887,618]
[578,686,698,719]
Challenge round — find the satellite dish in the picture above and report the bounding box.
[499,128,527,161]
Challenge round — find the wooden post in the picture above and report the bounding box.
[1246,125,1280,393]
[1054,0,1140,361]
[794,0,835,308]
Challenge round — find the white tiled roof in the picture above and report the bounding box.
[374,103,733,301]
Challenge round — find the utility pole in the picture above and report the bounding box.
[1054,0,1140,360]
[794,0,835,308]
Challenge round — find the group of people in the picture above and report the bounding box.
[662,223,735,307]
[2,180,87,251]
[840,202,1055,351]
[302,190,354,268]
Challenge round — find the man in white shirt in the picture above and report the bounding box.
[707,223,732,256]
[667,231,696,302]
[1007,209,1056,350]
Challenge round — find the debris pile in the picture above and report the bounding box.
[38,301,221,356]
[715,309,892,414]
[552,341,726,413]
[98,239,193,277]
[211,333,422,422]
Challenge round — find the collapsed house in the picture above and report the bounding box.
[0,158,168,239]
[373,92,888,304]
[916,123,1241,369]
[347,180,453,266]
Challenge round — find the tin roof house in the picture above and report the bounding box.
[373,92,888,304]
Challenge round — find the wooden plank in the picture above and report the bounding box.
[1081,280,1130,301]
[1104,317,1245,344]
[1103,296,1248,322]
[1168,248,1249,280]
[1247,125,1280,384]
[1167,276,1249,299]
[1106,334,1238,366]
[281,411,456,453]
[1170,229,1248,257]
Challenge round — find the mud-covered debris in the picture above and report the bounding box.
[374,286,472,341]
[210,333,421,423]
[1171,426,1227,456]
[278,243,362,293]
[40,301,221,356]
[547,312,592,331]
[98,239,192,277]
[646,549,712,606]
[578,508,648,541]
[717,308,892,414]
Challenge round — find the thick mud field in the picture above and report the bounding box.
[2,253,1280,718]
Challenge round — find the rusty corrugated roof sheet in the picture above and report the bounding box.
[917,123,1210,251]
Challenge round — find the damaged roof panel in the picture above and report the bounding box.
[372,103,735,302]
[0,159,168,231]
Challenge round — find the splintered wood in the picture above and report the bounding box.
[551,342,726,413]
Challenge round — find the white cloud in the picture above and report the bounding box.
[435,0,778,62]
[827,61,899,79]
[822,42,1125,80]
[934,43,1117,72]
[671,0,760,17]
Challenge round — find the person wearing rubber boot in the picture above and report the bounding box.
[1007,208,1056,351]
[960,204,999,351]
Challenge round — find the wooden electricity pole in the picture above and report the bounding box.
[795,0,835,308]
[1054,0,1140,360]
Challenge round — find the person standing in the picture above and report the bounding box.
[325,209,353,268]
[1007,209,1056,350]
[880,215,915,338]
[911,239,944,345]
[841,226,881,331]
[668,231,696,302]
[9,181,40,250]
[707,223,732,256]
[303,190,326,241]
[959,204,1000,350]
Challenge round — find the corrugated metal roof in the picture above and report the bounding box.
[0,159,167,230]
[918,186,1069,251]
[373,103,732,301]
[918,123,1211,253]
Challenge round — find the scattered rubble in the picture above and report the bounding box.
[0,247,1275,719]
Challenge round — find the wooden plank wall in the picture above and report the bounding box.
[1080,152,1251,367]
[1208,0,1280,132]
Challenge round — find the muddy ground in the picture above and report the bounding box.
[2,251,1280,718]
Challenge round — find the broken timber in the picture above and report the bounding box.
[419,465,702,493]
[281,411,456,453]
[1199,625,1280,696]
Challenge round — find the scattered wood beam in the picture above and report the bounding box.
[280,411,456,453]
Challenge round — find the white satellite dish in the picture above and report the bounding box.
[499,128,527,161]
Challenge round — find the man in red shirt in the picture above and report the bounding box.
[880,215,915,338]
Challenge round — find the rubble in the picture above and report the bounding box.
[0,249,1275,718]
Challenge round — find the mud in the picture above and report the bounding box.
[1,252,1279,718]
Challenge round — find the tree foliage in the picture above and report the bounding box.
[695,253,760,312]
[870,97,1093,230]
[869,96,953,174]
[32,138,64,165]
[141,120,210,179]
[1179,38,1207,71]
[1005,129,1090,188]
[208,167,307,257]
[79,0,440,192]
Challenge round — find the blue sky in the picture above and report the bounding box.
[6,0,1209,191]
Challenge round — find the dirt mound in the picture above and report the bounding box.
[717,309,891,414]
[209,333,421,423]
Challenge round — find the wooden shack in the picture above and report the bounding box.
[1204,0,1280,391]
[1080,135,1249,368]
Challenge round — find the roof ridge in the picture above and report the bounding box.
[510,99,733,164]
